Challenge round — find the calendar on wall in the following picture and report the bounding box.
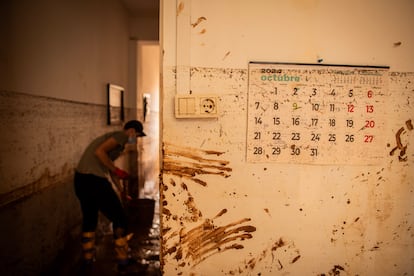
[246,62,389,165]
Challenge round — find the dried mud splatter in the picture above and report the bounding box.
[318,264,345,276]
[161,143,232,222]
[183,196,203,222]
[177,2,184,16]
[162,143,255,269]
[162,178,203,223]
[389,119,412,161]
[223,51,231,60]
[191,16,207,28]
[226,237,301,275]
[164,209,256,267]
[163,142,232,186]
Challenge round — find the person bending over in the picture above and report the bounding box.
[74,120,145,271]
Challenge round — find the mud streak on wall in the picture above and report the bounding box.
[162,143,259,272]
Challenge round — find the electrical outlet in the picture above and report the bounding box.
[200,97,217,114]
[175,94,219,118]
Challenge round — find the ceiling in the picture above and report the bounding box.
[120,0,159,17]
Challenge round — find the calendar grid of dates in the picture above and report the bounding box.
[246,63,389,165]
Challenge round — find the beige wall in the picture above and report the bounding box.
[0,0,136,274]
[0,0,131,107]
[160,0,414,275]
[0,0,133,200]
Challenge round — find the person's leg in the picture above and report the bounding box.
[96,179,128,234]
[74,172,100,263]
[96,180,133,269]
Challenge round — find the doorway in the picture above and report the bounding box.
[136,40,160,204]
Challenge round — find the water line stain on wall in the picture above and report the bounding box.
[0,90,120,199]
[0,165,72,208]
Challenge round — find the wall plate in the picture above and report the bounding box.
[175,94,219,118]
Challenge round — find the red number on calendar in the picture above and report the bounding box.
[365,120,375,128]
[364,135,374,143]
[366,105,374,113]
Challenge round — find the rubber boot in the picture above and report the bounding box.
[81,232,96,264]
[114,233,134,273]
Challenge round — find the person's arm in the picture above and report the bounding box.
[94,137,129,178]
[109,171,123,191]
[94,137,118,172]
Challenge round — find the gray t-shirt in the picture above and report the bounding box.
[76,131,128,178]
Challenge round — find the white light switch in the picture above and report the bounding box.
[177,97,196,115]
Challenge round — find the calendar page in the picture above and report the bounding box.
[246,62,389,165]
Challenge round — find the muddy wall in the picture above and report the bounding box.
[160,1,414,275]
[0,0,133,274]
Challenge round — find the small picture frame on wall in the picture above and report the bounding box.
[107,83,124,125]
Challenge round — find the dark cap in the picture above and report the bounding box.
[124,120,146,137]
